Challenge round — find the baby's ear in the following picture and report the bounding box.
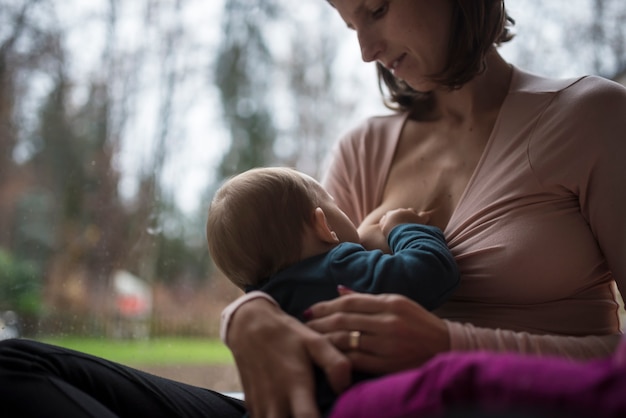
[313,207,339,243]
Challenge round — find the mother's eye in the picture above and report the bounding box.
[372,1,389,19]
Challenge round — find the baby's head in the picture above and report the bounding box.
[206,167,357,289]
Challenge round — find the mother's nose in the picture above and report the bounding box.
[357,29,384,63]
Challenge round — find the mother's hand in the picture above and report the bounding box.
[305,289,450,375]
[227,298,352,418]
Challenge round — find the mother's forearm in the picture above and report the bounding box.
[446,320,621,360]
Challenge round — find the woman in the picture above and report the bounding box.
[223,0,626,416]
[0,1,624,417]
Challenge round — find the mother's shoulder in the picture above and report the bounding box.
[511,65,626,98]
[511,66,585,94]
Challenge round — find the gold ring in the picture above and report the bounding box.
[349,330,361,350]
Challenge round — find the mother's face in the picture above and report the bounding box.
[330,0,454,93]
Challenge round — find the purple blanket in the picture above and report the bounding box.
[329,337,626,418]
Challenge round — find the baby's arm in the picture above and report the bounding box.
[359,208,430,253]
[380,208,430,247]
[338,210,458,310]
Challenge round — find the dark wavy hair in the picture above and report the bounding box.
[378,0,515,114]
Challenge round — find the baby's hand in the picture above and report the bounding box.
[379,208,430,237]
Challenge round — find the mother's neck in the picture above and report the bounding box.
[431,49,513,123]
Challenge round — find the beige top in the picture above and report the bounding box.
[322,67,626,359]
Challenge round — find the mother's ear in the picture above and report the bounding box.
[313,207,339,244]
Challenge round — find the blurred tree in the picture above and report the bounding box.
[23,73,131,319]
[280,4,354,179]
[0,0,60,248]
[74,82,131,314]
[33,76,84,222]
[214,0,281,179]
[589,0,626,76]
[504,0,626,78]
[0,249,41,317]
[121,0,212,289]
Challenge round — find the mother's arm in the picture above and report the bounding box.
[446,320,621,359]
[306,291,620,377]
[306,291,450,374]
[224,296,352,418]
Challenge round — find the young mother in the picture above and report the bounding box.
[0,0,624,417]
[225,0,626,416]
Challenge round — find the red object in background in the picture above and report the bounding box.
[117,295,149,316]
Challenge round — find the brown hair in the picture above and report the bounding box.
[206,167,323,289]
[379,0,515,114]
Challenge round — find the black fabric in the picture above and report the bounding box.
[0,338,246,417]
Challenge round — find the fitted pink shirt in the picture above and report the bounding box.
[322,67,626,359]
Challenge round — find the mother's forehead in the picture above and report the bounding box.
[326,0,369,16]
[327,0,400,28]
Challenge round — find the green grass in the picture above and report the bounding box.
[38,337,234,366]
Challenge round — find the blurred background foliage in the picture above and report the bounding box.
[0,0,625,339]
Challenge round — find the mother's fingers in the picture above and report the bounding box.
[326,328,396,357]
[309,292,401,317]
[324,329,412,375]
[228,299,332,418]
[345,351,402,375]
[306,293,418,336]
[337,285,356,296]
[306,311,383,337]
[338,330,373,354]
[304,330,352,394]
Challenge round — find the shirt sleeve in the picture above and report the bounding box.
[387,224,460,309]
[446,320,621,360]
[331,225,460,310]
[220,291,279,344]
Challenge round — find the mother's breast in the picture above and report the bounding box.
[448,194,609,302]
[439,196,619,334]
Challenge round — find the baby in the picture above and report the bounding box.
[206,167,459,413]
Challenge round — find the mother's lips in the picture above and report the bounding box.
[384,53,407,74]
